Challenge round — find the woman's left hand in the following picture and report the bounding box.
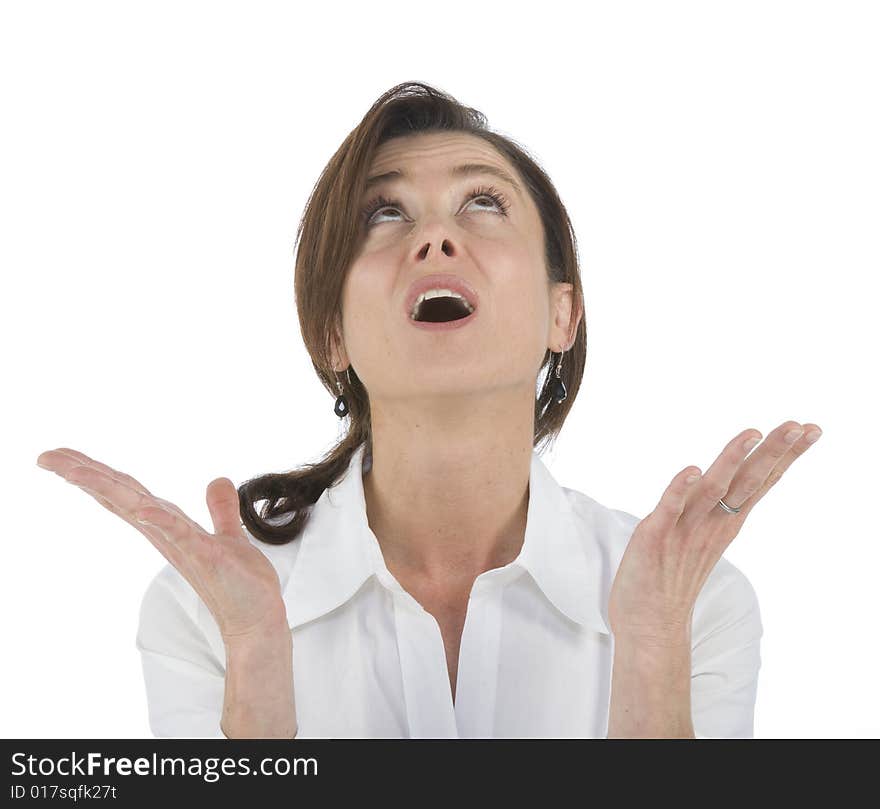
[607,419,822,646]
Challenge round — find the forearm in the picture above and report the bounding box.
[221,622,297,739]
[606,635,695,738]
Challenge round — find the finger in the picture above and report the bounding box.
[718,421,811,510]
[77,485,125,517]
[63,464,152,514]
[646,465,704,536]
[721,422,822,519]
[40,448,206,530]
[37,448,155,497]
[77,482,182,560]
[677,426,768,533]
[206,477,247,540]
[62,464,208,537]
[134,504,204,549]
[37,451,208,577]
[134,505,214,585]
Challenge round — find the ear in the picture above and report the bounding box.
[549,281,580,352]
[329,314,349,372]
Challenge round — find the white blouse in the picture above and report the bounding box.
[136,443,763,738]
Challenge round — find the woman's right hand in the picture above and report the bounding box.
[36,448,289,645]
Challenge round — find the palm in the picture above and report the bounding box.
[36,447,288,642]
[606,420,821,641]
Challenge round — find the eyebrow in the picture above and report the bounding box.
[364,162,523,197]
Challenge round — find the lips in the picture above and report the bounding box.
[404,273,480,321]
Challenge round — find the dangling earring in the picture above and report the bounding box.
[549,349,567,404]
[334,368,350,418]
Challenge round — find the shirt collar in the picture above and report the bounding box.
[283,443,610,636]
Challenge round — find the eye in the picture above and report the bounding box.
[360,184,511,227]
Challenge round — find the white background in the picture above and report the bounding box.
[2,1,877,738]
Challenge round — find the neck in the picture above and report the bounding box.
[362,387,533,592]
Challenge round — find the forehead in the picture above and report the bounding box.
[367,132,518,184]
[365,132,523,197]
[371,131,501,165]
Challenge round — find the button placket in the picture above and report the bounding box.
[392,592,459,738]
[453,572,511,738]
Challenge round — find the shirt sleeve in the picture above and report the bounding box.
[135,566,228,738]
[690,562,764,739]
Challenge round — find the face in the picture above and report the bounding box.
[330,131,577,407]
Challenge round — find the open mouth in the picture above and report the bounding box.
[411,295,474,323]
[404,277,480,331]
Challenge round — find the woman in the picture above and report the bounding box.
[36,81,822,739]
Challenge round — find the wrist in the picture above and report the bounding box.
[222,614,291,654]
[222,619,296,739]
[612,633,691,678]
[613,629,690,651]
[612,619,692,652]
[607,633,694,738]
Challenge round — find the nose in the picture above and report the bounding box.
[417,234,456,262]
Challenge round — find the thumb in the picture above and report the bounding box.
[206,477,246,539]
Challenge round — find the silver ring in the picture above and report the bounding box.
[717,497,742,514]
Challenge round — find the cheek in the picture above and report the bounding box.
[347,250,397,301]
[492,259,550,331]
[488,282,552,375]
[339,261,396,361]
[495,292,545,336]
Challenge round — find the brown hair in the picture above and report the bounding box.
[237,81,588,546]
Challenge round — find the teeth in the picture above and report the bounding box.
[410,288,474,319]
